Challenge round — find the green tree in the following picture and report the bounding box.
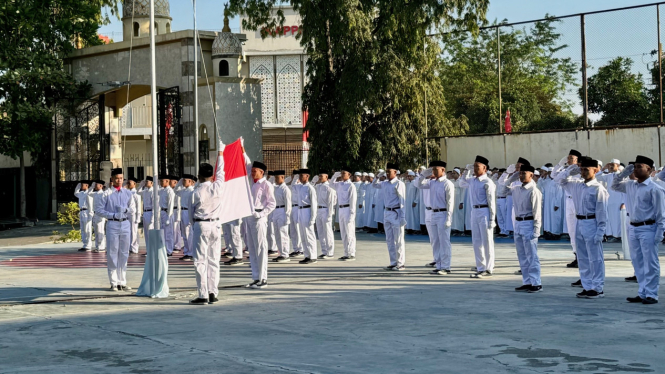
[0,0,119,218]
[583,57,650,127]
[439,17,579,134]
[229,0,488,172]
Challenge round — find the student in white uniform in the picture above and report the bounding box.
[354,172,365,230]
[451,169,465,234]
[74,180,94,252]
[189,144,226,304]
[373,163,407,270]
[364,173,377,232]
[293,169,318,263]
[458,156,497,278]
[175,174,196,261]
[271,170,292,263]
[288,170,304,258]
[266,171,279,256]
[89,180,110,253]
[169,176,184,253]
[618,156,665,304]
[405,171,420,234]
[125,178,142,254]
[97,168,136,291]
[556,157,609,299]
[596,159,624,242]
[331,168,358,260]
[138,177,154,255]
[158,176,175,256]
[374,170,386,234]
[316,171,337,259]
[551,149,582,269]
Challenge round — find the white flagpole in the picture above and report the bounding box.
[193,0,200,171]
[150,0,160,229]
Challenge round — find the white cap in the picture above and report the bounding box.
[354,172,362,176]
[362,172,368,176]
[378,169,385,173]
[397,170,401,175]
[453,168,460,174]
[407,171,416,176]
[546,167,553,172]
[610,158,620,165]
[540,165,548,170]
[419,166,426,170]
[368,173,375,178]
[597,160,603,167]
[534,170,540,176]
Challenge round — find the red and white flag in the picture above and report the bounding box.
[214,138,254,224]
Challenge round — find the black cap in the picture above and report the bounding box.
[111,168,123,176]
[629,161,635,166]
[635,155,654,168]
[80,180,90,185]
[340,166,352,173]
[499,168,506,172]
[517,157,530,166]
[581,158,598,168]
[429,160,447,168]
[544,163,553,167]
[146,176,153,182]
[274,170,286,176]
[95,180,105,185]
[183,174,196,181]
[199,163,214,178]
[521,165,535,173]
[299,168,311,175]
[386,162,399,171]
[251,161,267,172]
[128,177,138,183]
[569,149,582,158]
[474,155,489,168]
[292,169,300,175]
[159,175,170,180]
[267,171,275,176]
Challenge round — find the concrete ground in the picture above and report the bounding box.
[0,230,663,373]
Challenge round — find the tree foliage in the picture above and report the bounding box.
[229,0,489,172]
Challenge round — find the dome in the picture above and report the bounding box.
[123,0,171,19]
[212,32,242,58]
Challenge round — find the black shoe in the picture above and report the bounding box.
[585,290,604,299]
[244,280,260,288]
[470,271,485,279]
[291,251,305,258]
[208,294,219,304]
[391,265,405,271]
[273,256,290,263]
[576,289,589,298]
[225,258,244,266]
[317,254,327,259]
[183,255,193,261]
[425,261,436,267]
[627,296,643,303]
[642,297,659,304]
[483,270,493,277]
[109,285,118,291]
[190,298,209,305]
[625,275,638,283]
[528,285,542,293]
[430,269,450,275]
[78,247,89,252]
[385,265,396,270]
[251,280,268,289]
[167,253,173,257]
[268,250,278,255]
[567,258,578,268]
[117,285,122,291]
[571,279,582,288]
[345,255,356,261]
[339,256,349,261]
[288,251,298,257]
[515,285,532,292]
[299,258,316,264]
[221,252,233,258]
[120,285,132,291]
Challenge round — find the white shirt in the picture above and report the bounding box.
[139,186,153,211]
[557,167,609,237]
[415,174,454,225]
[293,182,318,220]
[273,182,292,216]
[74,185,93,211]
[190,154,225,223]
[316,181,337,220]
[612,176,665,230]
[458,171,496,222]
[89,188,111,215]
[372,176,406,221]
[250,177,276,219]
[97,187,137,221]
[505,176,543,235]
[129,188,142,222]
[158,186,175,217]
[175,185,194,214]
[331,179,357,215]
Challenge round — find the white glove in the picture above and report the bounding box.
[332,171,341,181]
[291,175,299,186]
[569,165,581,176]
[90,182,97,190]
[311,175,319,184]
[176,179,183,187]
[240,136,244,148]
[465,164,473,170]
[252,212,261,219]
[619,164,634,178]
[506,164,516,174]
[422,168,433,177]
[165,218,170,226]
[488,221,496,230]
[139,180,146,189]
[75,183,81,190]
[218,139,225,152]
[558,156,568,167]
[378,171,386,178]
[400,218,407,227]
[445,220,452,228]
[326,215,333,223]
[309,219,316,227]
[285,176,292,184]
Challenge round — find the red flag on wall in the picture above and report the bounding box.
[504,109,512,133]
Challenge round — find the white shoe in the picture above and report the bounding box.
[470,271,484,279]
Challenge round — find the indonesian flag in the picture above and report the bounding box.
[504,109,512,133]
[214,138,254,224]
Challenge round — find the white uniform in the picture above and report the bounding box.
[558,166,609,293]
[496,178,508,235]
[97,186,136,287]
[74,184,94,249]
[364,181,377,229]
[597,172,625,238]
[405,180,420,231]
[289,180,303,253]
[158,185,175,254]
[294,181,318,259]
[138,185,154,249]
[355,181,366,228]
[175,184,195,257]
[374,184,385,225]
[372,176,407,267]
[128,188,141,253]
[543,176,564,235]
[245,171,276,281]
[617,169,665,300]
[316,181,337,257]
[458,171,496,273]
[172,190,183,250]
[223,220,243,259]
[552,163,581,253]
[90,187,110,251]
[331,178,357,257]
[452,179,465,232]
[415,173,454,270]
[500,175,543,286]
[272,183,292,258]
[189,154,225,298]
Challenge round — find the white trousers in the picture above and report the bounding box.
[267,217,278,253]
[575,219,605,292]
[224,220,243,259]
[106,220,130,286]
[496,198,507,235]
[430,212,452,270]
[629,224,660,299]
[471,208,495,272]
[514,220,541,286]
[290,207,302,252]
[80,210,93,249]
[565,198,578,254]
[316,209,335,256]
[504,196,514,232]
[271,208,290,257]
[129,216,139,253]
[298,221,317,259]
[384,211,405,267]
[193,221,222,298]
[160,211,174,254]
[93,215,107,250]
[338,207,356,257]
[180,211,193,256]
[246,216,269,281]
[173,218,183,249]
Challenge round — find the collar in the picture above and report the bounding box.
[254,177,266,184]
[638,177,652,186]
[436,176,446,182]
[521,180,536,190]
[389,177,398,184]
[584,178,600,187]
[477,173,488,181]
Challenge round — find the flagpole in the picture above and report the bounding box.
[150,0,160,229]
[193,0,199,171]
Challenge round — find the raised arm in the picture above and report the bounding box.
[611,164,633,194]
[415,168,433,189]
[372,172,385,189]
[497,172,519,197]
[210,148,226,196]
[457,165,473,188]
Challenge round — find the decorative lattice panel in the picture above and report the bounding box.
[123,0,170,18]
[250,56,276,126]
[276,55,302,126]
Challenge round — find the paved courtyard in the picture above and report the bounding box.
[0,229,663,373]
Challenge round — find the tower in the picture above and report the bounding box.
[122,0,173,41]
[212,11,243,77]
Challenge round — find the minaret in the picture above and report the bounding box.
[122,0,173,41]
[212,8,243,77]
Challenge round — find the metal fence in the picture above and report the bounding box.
[436,2,665,133]
[262,145,307,172]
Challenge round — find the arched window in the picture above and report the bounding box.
[133,22,140,37]
[166,23,171,33]
[219,60,229,76]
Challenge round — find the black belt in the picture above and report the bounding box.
[425,207,432,210]
[339,204,350,208]
[576,214,596,220]
[80,208,88,211]
[255,209,263,212]
[515,216,534,221]
[276,205,285,209]
[292,204,298,207]
[161,208,168,211]
[144,209,152,212]
[473,204,488,209]
[300,205,311,209]
[432,208,447,212]
[109,218,127,222]
[497,197,506,199]
[385,207,399,211]
[318,206,328,209]
[194,218,219,222]
[631,219,655,227]
[181,208,188,210]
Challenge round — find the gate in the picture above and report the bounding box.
[262,145,307,172]
[158,86,183,177]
